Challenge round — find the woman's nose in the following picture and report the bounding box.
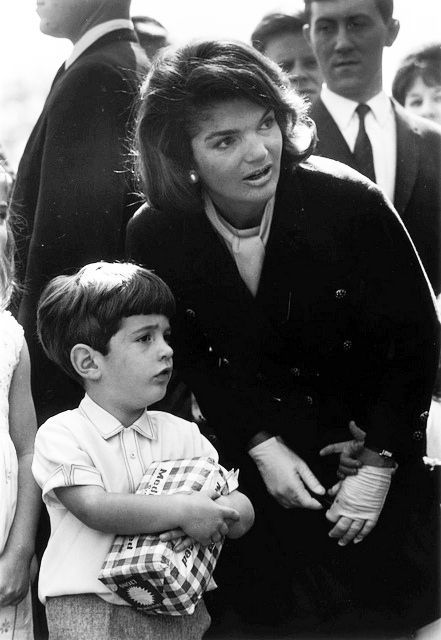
[244,135,267,162]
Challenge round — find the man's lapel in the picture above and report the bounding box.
[392,100,419,218]
[310,99,357,169]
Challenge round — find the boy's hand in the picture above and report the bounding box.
[177,492,239,546]
[319,421,366,479]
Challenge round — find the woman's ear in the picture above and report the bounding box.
[70,344,101,381]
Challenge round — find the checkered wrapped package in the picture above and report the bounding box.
[98,457,239,615]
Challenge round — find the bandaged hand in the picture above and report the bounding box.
[326,465,394,546]
[249,436,325,509]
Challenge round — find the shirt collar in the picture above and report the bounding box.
[321,85,392,130]
[65,19,134,69]
[79,394,156,440]
[204,193,275,248]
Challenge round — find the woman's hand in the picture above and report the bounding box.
[249,437,325,509]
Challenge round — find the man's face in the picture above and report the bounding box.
[36,0,95,39]
[305,0,399,102]
[264,31,323,102]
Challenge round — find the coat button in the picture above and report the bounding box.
[185,308,196,319]
[419,411,429,423]
[290,367,301,376]
[256,372,265,382]
[335,288,347,299]
[412,430,424,441]
[221,357,230,366]
[130,452,136,459]
[343,339,352,351]
[305,395,313,406]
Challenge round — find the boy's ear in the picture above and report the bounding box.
[70,344,101,381]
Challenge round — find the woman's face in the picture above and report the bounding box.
[190,99,283,228]
[404,76,441,126]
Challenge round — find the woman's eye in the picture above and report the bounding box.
[216,136,235,149]
[164,332,172,344]
[138,333,152,343]
[261,115,275,130]
[408,98,423,108]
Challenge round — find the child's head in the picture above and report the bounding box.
[392,43,441,126]
[37,262,176,409]
[0,165,15,310]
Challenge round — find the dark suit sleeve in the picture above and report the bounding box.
[351,186,439,461]
[25,61,136,286]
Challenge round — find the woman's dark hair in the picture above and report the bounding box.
[134,39,315,214]
[392,43,441,106]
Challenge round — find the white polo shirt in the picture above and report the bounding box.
[32,394,218,605]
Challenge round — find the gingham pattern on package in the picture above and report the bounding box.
[98,457,238,616]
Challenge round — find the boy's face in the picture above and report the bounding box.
[100,314,173,423]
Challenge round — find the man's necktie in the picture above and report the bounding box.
[353,103,376,183]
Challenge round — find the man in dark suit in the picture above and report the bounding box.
[304,0,441,294]
[11,0,148,423]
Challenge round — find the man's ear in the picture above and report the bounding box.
[385,18,400,47]
[70,344,101,381]
[303,24,312,46]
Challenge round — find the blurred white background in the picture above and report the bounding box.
[1,1,440,169]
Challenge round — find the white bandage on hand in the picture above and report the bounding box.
[327,465,394,522]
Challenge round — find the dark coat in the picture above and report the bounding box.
[11,29,148,421]
[310,98,441,295]
[126,157,440,630]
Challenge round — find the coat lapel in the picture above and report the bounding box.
[310,99,357,170]
[393,101,419,218]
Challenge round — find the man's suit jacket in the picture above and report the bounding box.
[11,29,149,421]
[310,98,441,295]
[126,158,440,623]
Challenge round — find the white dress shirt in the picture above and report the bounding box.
[321,86,397,202]
[204,194,275,297]
[65,19,134,69]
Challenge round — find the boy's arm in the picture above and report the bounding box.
[214,490,254,539]
[54,485,239,547]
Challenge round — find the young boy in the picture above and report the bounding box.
[32,262,254,640]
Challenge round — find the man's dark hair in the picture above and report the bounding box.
[251,11,306,54]
[304,0,394,24]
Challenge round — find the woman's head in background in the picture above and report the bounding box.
[392,43,441,126]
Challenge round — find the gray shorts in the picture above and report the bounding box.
[46,594,211,640]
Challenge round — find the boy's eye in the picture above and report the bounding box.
[137,333,153,343]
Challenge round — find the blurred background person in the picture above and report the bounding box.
[392,42,441,126]
[132,15,170,60]
[251,5,323,102]
[10,0,148,425]
[305,0,441,296]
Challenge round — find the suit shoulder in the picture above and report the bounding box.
[299,155,381,193]
[394,102,441,142]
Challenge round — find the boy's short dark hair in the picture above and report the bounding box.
[251,11,306,54]
[37,261,175,382]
